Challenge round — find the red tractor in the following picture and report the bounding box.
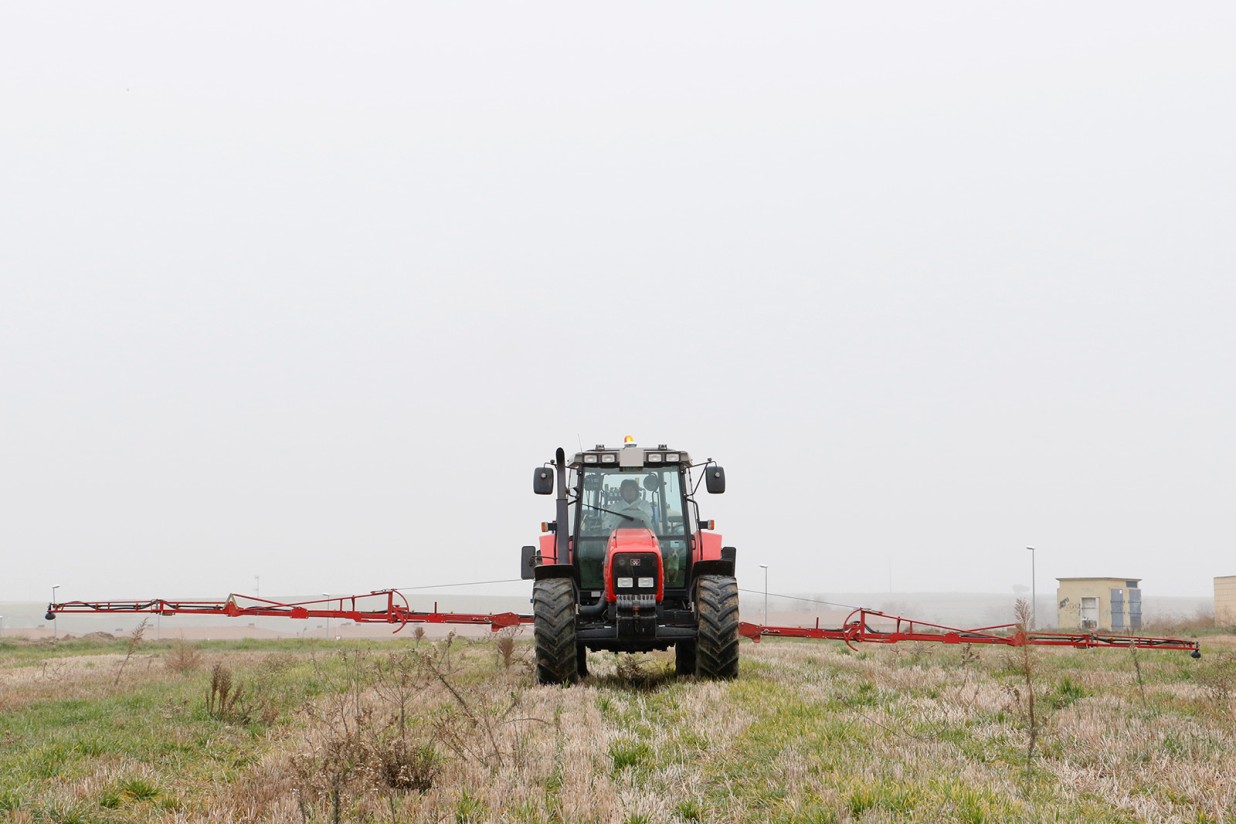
[521,440,736,684]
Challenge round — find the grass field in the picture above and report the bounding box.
[1,625,1233,823]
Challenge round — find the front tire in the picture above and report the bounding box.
[695,575,739,679]
[533,578,579,685]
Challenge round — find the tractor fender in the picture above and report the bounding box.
[692,547,736,579]
[533,563,575,583]
[692,559,735,578]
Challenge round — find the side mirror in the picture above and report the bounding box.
[520,545,538,579]
[533,468,554,495]
[705,465,726,494]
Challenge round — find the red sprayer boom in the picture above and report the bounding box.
[47,591,1201,657]
[47,591,527,632]
[740,607,1201,656]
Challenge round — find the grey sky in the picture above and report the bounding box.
[2,3,1234,607]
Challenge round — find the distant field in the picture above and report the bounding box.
[1,628,1233,823]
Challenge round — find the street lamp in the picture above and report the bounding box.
[51,585,60,640]
[759,564,769,625]
[1026,547,1036,631]
[0,614,5,637]
[322,593,330,640]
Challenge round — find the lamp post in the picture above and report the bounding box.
[322,593,330,640]
[1026,547,1036,631]
[0,614,5,638]
[51,584,60,640]
[759,564,769,625]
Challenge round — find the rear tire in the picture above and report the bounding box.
[675,640,697,676]
[695,575,740,679]
[533,578,579,685]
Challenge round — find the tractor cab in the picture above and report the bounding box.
[573,451,691,593]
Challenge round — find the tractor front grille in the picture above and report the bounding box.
[611,552,659,596]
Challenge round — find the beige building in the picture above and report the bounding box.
[1216,576,1236,626]
[1056,578,1142,631]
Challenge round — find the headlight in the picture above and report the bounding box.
[647,453,662,463]
[665,452,680,462]
[601,454,617,464]
[583,454,598,464]
[617,577,634,589]
[637,577,654,589]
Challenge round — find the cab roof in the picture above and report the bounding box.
[570,444,691,469]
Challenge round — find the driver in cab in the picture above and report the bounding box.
[605,479,657,532]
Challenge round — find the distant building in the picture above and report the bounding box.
[1056,578,1142,631]
[1216,576,1236,626]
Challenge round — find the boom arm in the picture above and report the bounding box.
[47,590,531,632]
[740,607,1201,656]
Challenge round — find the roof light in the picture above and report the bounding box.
[647,453,662,463]
[665,452,680,462]
[623,435,636,446]
[601,453,617,464]
[583,454,598,464]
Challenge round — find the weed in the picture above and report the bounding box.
[673,798,704,821]
[1131,644,1148,709]
[609,738,652,770]
[113,618,149,686]
[370,737,439,792]
[960,642,980,668]
[207,662,246,721]
[455,787,486,823]
[164,639,203,675]
[1008,599,1041,785]
[1048,675,1088,710]
[372,647,433,737]
[495,626,523,669]
[1194,651,1235,710]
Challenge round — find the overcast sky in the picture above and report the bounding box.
[2,3,1234,609]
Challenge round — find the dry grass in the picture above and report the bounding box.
[1,631,1234,822]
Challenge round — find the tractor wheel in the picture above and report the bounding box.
[675,640,697,676]
[695,574,740,679]
[533,577,579,685]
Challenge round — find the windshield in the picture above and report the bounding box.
[574,466,689,591]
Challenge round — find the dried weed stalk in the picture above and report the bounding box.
[1006,599,1041,783]
[1130,644,1148,710]
[293,644,448,823]
[164,639,203,675]
[207,662,247,721]
[495,626,524,670]
[113,619,149,686]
